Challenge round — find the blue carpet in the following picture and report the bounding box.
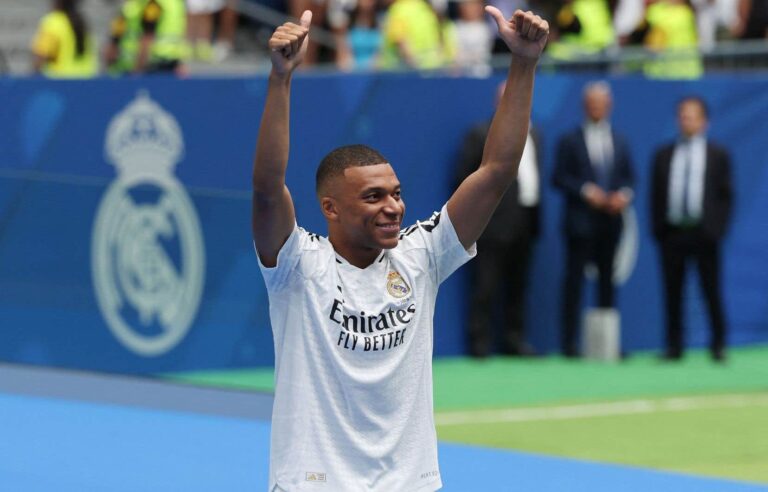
[0,393,269,491]
[438,443,768,491]
[1,393,766,491]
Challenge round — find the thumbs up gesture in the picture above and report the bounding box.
[486,8,549,61]
[269,10,313,76]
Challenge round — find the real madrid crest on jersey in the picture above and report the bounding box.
[91,92,205,357]
[386,271,410,298]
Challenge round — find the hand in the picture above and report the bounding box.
[606,191,630,215]
[583,183,608,210]
[485,8,549,61]
[269,10,312,76]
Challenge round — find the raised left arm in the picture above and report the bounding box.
[447,9,548,249]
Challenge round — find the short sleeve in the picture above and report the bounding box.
[400,203,476,284]
[256,224,303,292]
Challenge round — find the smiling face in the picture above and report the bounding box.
[321,163,405,267]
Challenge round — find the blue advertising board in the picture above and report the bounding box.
[0,73,767,374]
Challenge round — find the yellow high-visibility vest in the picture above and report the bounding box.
[31,11,98,78]
[380,0,446,69]
[110,0,188,73]
[643,1,703,79]
[145,0,188,63]
[549,0,615,60]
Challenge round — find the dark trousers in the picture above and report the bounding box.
[467,237,533,356]
[561,218,621,356]
[659,227,726,357]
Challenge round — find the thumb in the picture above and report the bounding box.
[484,6,506,31]
[300,10,313,29]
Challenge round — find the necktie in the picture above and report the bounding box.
[680,143,693,221]
[595,128,611,189]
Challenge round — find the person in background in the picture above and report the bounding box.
[187,0,221,60]
[379,0,449,69]
[552,81,635,358]
[106,0,188,75]
[630,0,703,79]
[690,0,727,51]
[733,0,768,39]
[334,0,383,70]
[456,81,541,358]
[732,0,768,63]
[547,0,615,68]
[212,0,240,62]
[186,0,239,62]
[31,0,98,78]
[453,0,494,76]
[650,97,733,362]
[613,0,646,46]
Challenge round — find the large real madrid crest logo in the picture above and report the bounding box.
[91,92,205,357]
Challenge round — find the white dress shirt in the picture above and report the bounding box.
[668,134,707,224]
[584,120,614,169]
[583,120,615,193]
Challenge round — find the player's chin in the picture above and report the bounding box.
[374,227,400,249]
[378,236,399,249]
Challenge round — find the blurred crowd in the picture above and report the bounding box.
[31,0,240,77]
[29,0,768,78]
[299,0,768,77]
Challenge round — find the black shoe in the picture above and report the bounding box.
[658,351,682,362]
[712,349,727,363]
[620,350,632,360]
[562,348,580,359]
[469,346,490,359]
[503,343,538,357]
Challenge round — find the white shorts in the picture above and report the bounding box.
[186,0,225,14]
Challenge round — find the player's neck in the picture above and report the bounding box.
[329,236,381,269]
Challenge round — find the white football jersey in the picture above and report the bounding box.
[258,204,475,492]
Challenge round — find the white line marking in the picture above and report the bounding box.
[434,393,768,426]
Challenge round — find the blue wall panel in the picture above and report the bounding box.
[0,73,767,374]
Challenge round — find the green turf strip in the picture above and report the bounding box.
[436,400,768,484]
[163,367,275,393]
[431,345,768,410]
[161,345,768,484]
[163,345,768,411]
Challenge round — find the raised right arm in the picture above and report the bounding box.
[252,11,312,267]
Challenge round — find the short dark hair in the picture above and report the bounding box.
[678,96,709,119]
[316,144,389,195]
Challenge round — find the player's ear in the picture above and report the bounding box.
[320,196,339,221]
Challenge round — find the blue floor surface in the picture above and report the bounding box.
[2,392,767,491]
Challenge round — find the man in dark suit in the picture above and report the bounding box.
[456,82,541,357]
[651,96,733,362]
[553,81,635,357]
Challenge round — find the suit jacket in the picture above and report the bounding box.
[454,120,541,244]
[552,125,635,238]
[650,140,733,241]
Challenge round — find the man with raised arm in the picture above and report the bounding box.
[253,8,548,492]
